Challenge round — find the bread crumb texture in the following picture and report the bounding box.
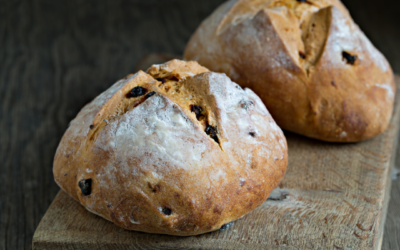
[184,0,396,142]
[53,60,288,236]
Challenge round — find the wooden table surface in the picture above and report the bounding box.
[1,1,400,249]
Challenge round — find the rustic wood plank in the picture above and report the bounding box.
[32,75,400,250]
[382,152,400,249]
[376,121,399,250]
[2,0,400,249]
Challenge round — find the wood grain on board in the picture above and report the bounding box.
[32,74,400,250]
[2,1,400,249]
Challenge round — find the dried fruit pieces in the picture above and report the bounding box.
[79,179,92,196]
[128,86,147,98]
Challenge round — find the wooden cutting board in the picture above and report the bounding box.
[32,56,400,249]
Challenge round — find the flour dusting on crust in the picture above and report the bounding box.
[53,60,288,236]
[184,0,395,142]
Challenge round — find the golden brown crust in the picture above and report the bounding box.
[53,60,288,236]
[184,0,395,142]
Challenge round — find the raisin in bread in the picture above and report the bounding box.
[53,60,288,236]
[184,0,395,142]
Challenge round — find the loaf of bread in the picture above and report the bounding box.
[184,0,395,142]
[53,60,288,236]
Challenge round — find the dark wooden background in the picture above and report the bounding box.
[1,0,399,249]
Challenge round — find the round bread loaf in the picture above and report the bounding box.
[53,60,288,236]
[184,0,395,142]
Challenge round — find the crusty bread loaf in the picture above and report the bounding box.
[184,0,395,142]
[53,60,288,236]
